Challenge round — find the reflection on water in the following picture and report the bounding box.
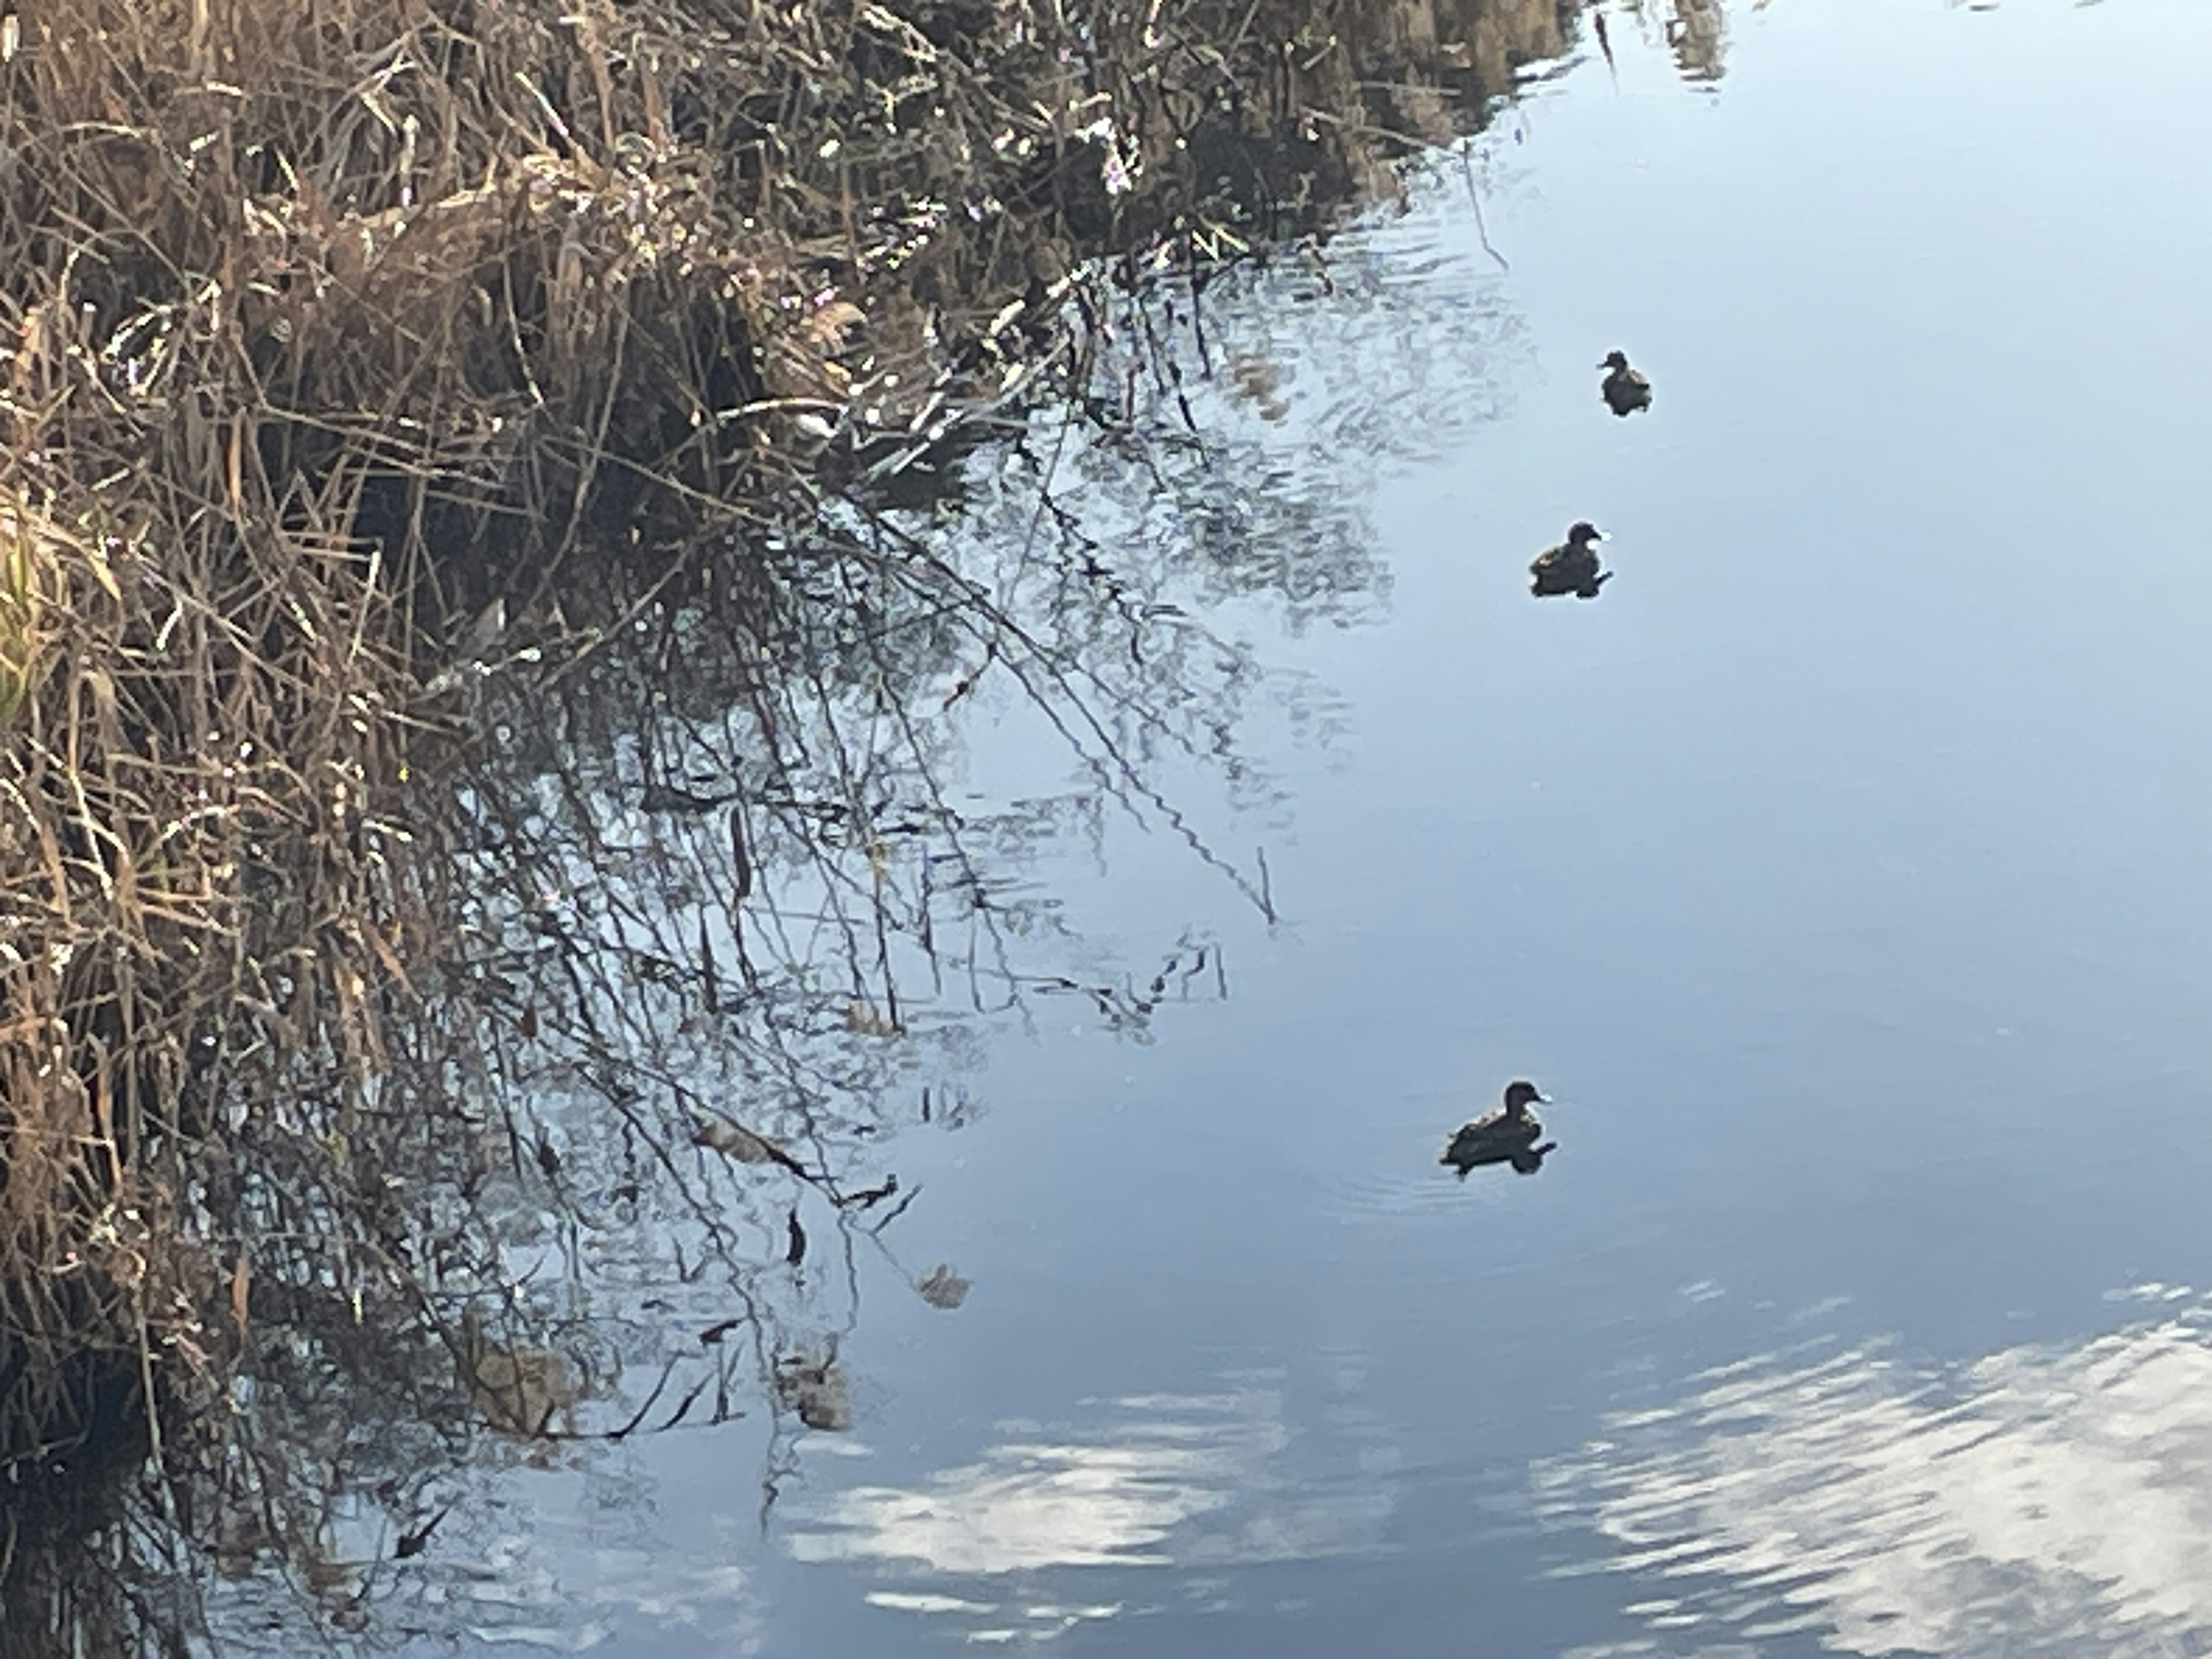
[1664,0,1730,82]
[789,1389,1395,1642]
[1539,1288,2212,1655]
[308,1499,766,1654]
[1615,0,1735,83]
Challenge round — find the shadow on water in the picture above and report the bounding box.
[0,0,1575,1650]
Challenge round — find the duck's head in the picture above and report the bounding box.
[1503,1079,1548,1116]
[1598,350,1631,372]
[1566,521,1605,548]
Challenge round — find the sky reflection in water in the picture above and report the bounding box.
[1542,1288,2212,1656]
[790,1389,1394,1641]
[755,0,2212,1650]
[316,0,2212,1650]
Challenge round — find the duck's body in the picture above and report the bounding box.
[1531,521,1611,599]
[1441,1081,1549,1177]
[1441,1112,1542,1173]
[1599,350,1652,416]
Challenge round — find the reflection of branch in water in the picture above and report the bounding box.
[1671,0,1730,82]
[1462,142,1514,272]
[1029,936,1234,1038]
[1617,0,1734,83]
[422,544,1260,1493]
[395,150,1527,1534]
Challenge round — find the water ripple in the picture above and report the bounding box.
[1536,1291,2212,1654]
[787,1387,1396,1642]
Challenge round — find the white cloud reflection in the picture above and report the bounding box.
[1537,1287,2212,1655]
[789,1388,1394,1641]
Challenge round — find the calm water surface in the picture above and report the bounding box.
[395,2,2212,1652]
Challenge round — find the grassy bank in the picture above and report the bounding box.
[1,0,1570,1641]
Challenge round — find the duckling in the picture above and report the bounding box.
[1599,350,1652,416]
[1441,1080,1548,1177]
[1530,522,1611,599]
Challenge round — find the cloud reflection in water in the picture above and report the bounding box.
[790,1388,1395,1641]
[1538,1287,2212,1655]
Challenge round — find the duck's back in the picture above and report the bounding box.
[1531,541,1590,577]
[1529,546,1603,597]
[1441,1107,1544,1168]
[1464,1105,1541,1140]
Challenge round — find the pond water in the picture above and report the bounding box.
[255,1,2212,1652]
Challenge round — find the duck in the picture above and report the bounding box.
[1530,522,1611,599]
[1441,1080,1548,1177]
[1599,350,1652,416]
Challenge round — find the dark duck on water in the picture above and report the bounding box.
[1441,1081,1554,1177]
[1530,522,1611,599]
[1599,350,1652,416]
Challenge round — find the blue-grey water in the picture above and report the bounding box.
[338,1,2212,1652]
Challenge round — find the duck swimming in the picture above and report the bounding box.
[1530,522,1610,599]
[1599,350,1652,416]
[1441,1080,1548,1177]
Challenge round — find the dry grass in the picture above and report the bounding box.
[0,0,1111,1488]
